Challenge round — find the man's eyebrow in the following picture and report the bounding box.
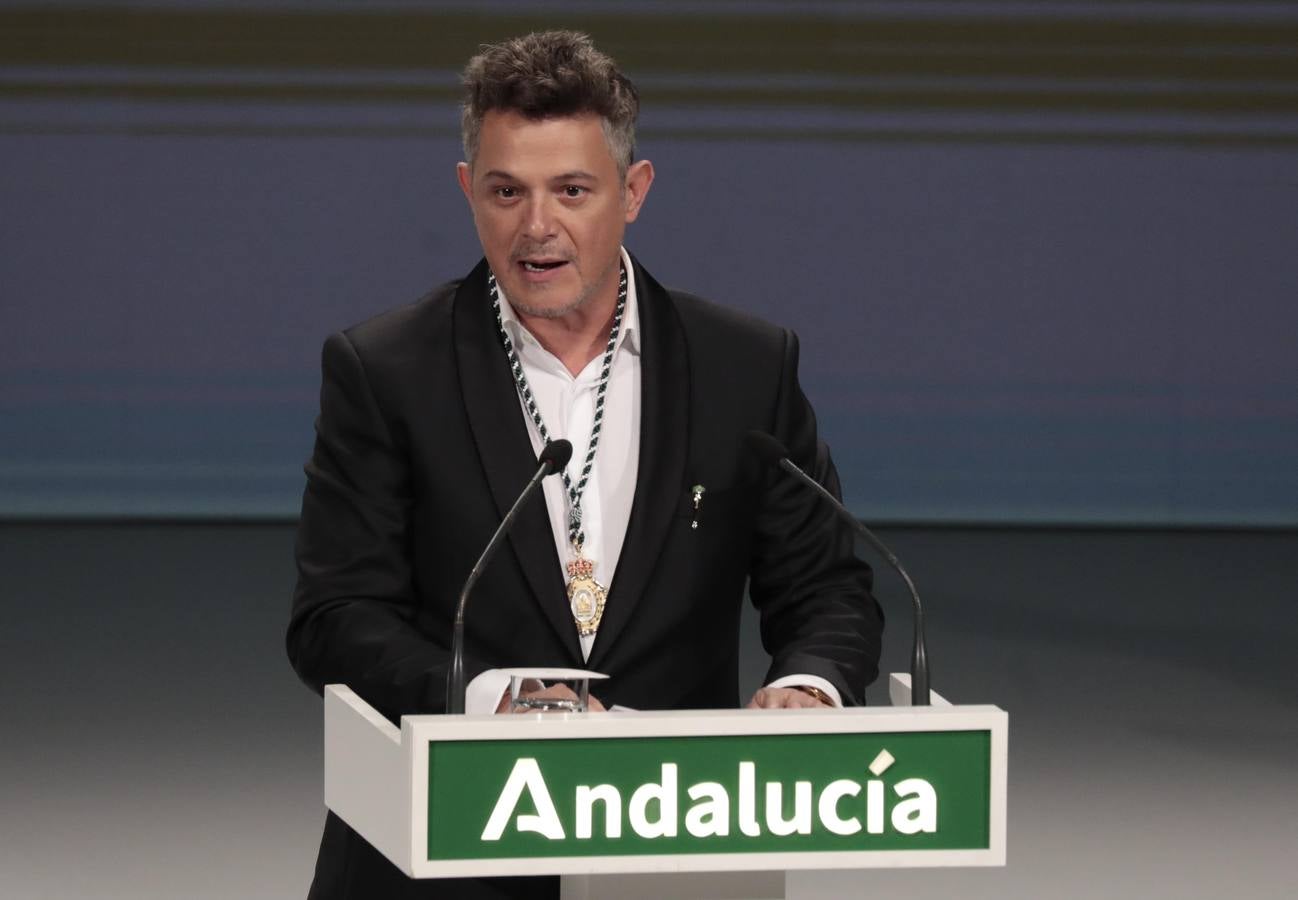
[478,170,599,183]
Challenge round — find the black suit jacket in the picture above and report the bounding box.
[288,257,883,898]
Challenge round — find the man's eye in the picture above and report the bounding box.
[563,185,586,198]
[495,186,518,199]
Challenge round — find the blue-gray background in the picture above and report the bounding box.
[2,3,1296,899]
[4,0,1296,524]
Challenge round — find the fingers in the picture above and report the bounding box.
[530,684,580,701]
[509,684,576,714]
[746,688,774,709]
[494,690,513,714]
[746,687,828,710]
[494,678,553,714]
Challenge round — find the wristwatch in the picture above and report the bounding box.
[791,684,835,707]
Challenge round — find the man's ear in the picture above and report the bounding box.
[456,161,473,203]
[622,159,655,224]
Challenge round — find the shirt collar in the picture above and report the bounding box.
[496,246,641,357]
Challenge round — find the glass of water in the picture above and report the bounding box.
[503,668,608,713]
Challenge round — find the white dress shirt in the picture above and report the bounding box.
[465,247,840,712]
[497,245,642,663]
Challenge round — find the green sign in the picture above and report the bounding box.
[427,730,990,860]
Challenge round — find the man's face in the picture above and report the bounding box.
[457,110,652,320]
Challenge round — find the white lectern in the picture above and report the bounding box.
[324,674,1006,899]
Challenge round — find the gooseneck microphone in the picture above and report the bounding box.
[744,431,931,706]
[445,439,573,714]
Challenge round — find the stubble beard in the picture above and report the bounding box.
[508,285,592,320]
[506,255,621,321]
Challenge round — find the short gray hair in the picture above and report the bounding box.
[461,31,639,175]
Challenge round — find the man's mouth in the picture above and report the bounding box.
[519,259,568,273]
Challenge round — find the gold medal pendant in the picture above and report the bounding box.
[566,554,607,636]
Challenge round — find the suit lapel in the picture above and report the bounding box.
[588,260,690,670]
[452,261,583,663]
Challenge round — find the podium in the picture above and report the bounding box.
[324,675,1006,899]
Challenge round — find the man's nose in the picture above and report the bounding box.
[523,196,558,240]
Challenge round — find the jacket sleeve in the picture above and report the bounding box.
[747,329,885,705]
[286,330,469,723]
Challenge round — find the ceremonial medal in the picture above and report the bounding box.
[566,550,607,636]
[491,263,627,642]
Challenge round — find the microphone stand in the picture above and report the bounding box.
[445,446,567,714]
[777,458,930,706]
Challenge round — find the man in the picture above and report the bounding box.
[288,31,883,899]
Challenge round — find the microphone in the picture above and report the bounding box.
[445,439,573,714]
[744,430,931,706]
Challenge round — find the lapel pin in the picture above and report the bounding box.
[691,484,706,529]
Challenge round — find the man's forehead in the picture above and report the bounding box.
[473,110,616,172]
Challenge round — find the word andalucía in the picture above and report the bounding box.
[481,753,938,842]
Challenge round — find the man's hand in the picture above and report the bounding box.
[746,686,833,710]
[495,681,607,714]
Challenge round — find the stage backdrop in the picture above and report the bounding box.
[2,1,1296,524]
